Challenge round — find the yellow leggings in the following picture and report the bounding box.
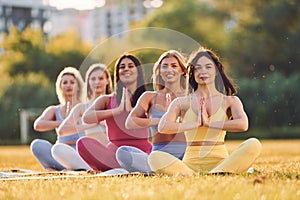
[148,138,262,175]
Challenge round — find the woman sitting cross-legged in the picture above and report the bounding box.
[116,50,188,173]
[148,47,262,175]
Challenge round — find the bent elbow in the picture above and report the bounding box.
[33,121,40,132]
[240,126,248,132]
[56,127,64,135]
[157,124,167,134]
[125,119,133,130]
[240,121,248,132]
[82,112,92,124]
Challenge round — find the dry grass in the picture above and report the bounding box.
[1,140,299,200]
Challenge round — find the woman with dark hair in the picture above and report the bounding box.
[77,54,151,171]
[148,47,262,175]
[116,50,188,173]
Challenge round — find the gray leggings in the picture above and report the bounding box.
[30,139,65,170]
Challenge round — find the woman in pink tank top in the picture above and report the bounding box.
[77,54,151,171]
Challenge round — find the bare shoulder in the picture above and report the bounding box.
[94,94,112,104]
[225,95,244,107]
[172,96,190,108]
[37,104,58,120]
[140,91,155,99]
[93,94,114,109]
[72,103,86,113]
[44,105,58,114]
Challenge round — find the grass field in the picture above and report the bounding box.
[1,140,299,200]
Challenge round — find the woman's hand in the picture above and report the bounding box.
[201,97,209,127]
[165,93,172,108]
[197,97,203,127]
[114,87,132,114]
[125,88,132,112]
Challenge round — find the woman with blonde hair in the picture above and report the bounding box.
[30,66,83,170]
[51,64,113,170]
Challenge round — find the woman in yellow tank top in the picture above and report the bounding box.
[148,47,262,175]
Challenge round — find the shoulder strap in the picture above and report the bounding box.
[153,93,158,104]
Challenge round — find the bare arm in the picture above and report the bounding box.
[57,103,98,135]
[125,92,159,129]
[33,106,61,132]
[203,96,248,132]
[158,97,199,134]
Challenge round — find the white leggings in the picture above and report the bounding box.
[148,138,262,175]
[51,143,91,170]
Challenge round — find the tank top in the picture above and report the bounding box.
[55,107,64,122]
[106,95,149,141]
[183,95,228,143]
[149,93,165,134]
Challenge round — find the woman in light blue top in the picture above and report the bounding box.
[30,67,84,170]
[53,64,113,170]
[116,50,188,173]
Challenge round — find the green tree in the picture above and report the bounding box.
[0,27,92,143]
[0,73,56,140]
[226,0,300,76]
[0,26,48,76]
[0,27,92,81]
[132,0,231,52]
[45,30,92,81]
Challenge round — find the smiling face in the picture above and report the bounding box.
[118,57,138,85]
[88,69,108,96]
[193,56,217,85]
[61,74,78,97]
[160,56,184,84]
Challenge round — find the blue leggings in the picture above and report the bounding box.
[30,139,66,170]
[116,142,186,173]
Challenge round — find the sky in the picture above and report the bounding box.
[49,0,106,10]
[48,0,163,10]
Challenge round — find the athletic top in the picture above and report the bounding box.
[55,107,64,122]
[183,95,228,143]
[55,106,85,144]
[58,132,85,143]
[106,95,150,143]
[149,93,165,134]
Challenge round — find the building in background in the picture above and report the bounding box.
[0,0,163,45]
[0,0,54,34]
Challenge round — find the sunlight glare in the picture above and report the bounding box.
[49,0,106,10]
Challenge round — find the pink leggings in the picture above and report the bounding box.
[77,136,152,171]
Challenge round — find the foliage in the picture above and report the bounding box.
[0,1,300,141]
[225,0,300,76]
[0,27,46,76]
[0,27,92,141]
[0,27,92,81]
[236,72,300,130]
[45,30,92,81]
[132,0,231,52]
[0,73,56,139]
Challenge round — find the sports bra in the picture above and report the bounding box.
[55,107,64,121]
[183,95,228,143]
[55,106,85,143]
[149,93,165,134]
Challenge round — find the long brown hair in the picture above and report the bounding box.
[187,47,237,95]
